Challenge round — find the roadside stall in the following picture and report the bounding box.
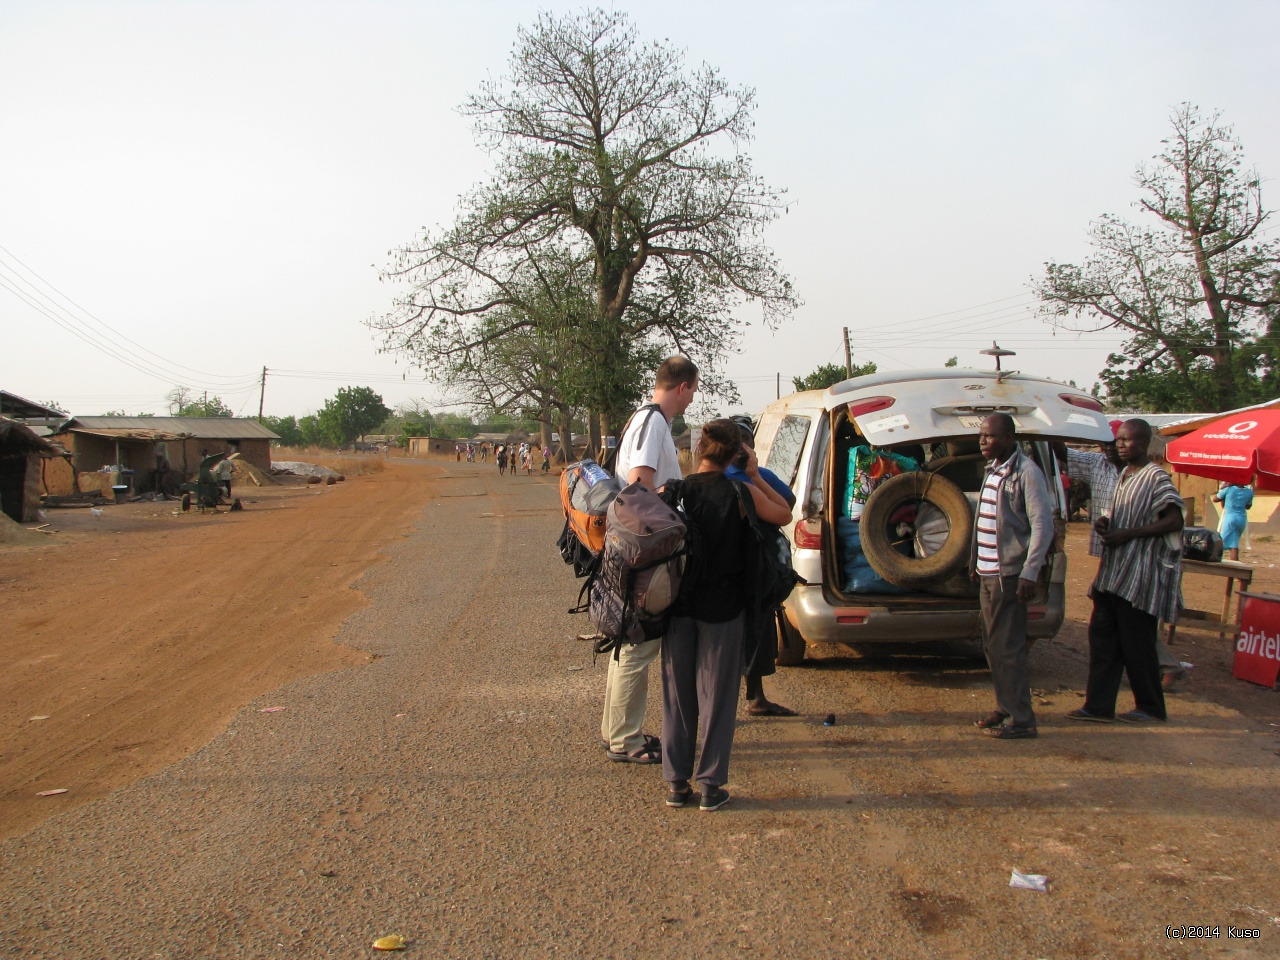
[1164,409,1280,671]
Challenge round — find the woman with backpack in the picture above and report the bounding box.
[661,418,793,811]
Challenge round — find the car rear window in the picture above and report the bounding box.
[766,415,810,487]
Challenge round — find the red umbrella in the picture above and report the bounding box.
[1165,409,1280,491]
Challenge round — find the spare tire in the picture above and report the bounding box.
[859,471,972,588]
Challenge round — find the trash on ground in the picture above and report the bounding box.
[823,713,836,726]
[36,788,69,797]
[1010,869,1050,892]
[272,461,344,481]
[372,934,408,950]
[568,665,584,671]
[28,715,49,721]
[259,706,287,713]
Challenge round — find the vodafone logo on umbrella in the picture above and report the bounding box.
[1204,420,1258,440]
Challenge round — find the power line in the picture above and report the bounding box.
[0,244,255,384]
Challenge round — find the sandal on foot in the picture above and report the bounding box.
[602,733,661,755]
[607,744,661,764]
[974,710,1010,729]
[1117,710,1165,723]
[747,702,798,717]
[1065,708,1114,723]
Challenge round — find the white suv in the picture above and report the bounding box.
[752,368,1114,663]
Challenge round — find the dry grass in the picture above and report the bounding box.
[272,446,388,477]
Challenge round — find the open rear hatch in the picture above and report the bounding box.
[820,370,1113,606]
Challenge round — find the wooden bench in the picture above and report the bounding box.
[1167,558,1254,643]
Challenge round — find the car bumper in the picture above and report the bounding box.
[783,581,1065,644]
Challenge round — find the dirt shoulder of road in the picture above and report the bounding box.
[0,461,444,840]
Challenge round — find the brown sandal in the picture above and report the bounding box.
[974,710,1010,729]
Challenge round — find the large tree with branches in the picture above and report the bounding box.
[372,8,797,432]
[1034,103,1280,411]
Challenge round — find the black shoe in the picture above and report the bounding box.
[985,723,1038,740]
[666,782,693,807]
[699,786,731,811]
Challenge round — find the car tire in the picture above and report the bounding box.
[860,471,972,588]
[774,610,806,666]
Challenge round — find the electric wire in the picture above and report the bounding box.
[0,244,255,385]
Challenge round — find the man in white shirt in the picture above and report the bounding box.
[601,355,698,763]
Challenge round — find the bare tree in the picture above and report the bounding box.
[1034,103,1280,410]
[372,8,797,431]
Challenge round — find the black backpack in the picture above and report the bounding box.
[733,480,803,613]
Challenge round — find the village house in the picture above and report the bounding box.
[0,416,63,522]
[41,416,280,497]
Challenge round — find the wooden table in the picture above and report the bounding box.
[1167,559,1254,643]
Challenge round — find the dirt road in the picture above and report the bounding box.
[1,458,1277,958]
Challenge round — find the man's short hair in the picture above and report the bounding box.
[655,355,699,391]
[1122,418,1153,443]
[986,412,1016,437]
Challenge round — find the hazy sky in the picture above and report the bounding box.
[3,1,1278,421]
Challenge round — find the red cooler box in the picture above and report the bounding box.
[1234,592,1280,688]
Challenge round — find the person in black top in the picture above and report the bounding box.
[661,419,792,811]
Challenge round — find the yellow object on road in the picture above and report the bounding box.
[372,934,407,951]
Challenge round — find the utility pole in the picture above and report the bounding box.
[776,371,781,399]
[258,366,267,420]
[843,327,853,378]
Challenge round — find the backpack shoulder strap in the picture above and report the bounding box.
[731,477,760,525]
[603,403,663,476]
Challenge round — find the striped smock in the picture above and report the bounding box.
[1091,461,1184,622]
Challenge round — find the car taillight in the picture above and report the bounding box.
[1059,393,1104,412]
[836,612,869,624]
[794,518,823,550]
[1027,606,1047,621]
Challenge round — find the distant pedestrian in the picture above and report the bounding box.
[541,445,551,473]
[1067,419,1184,724]
[496,445,508,475]
[1215,483,1254,562]
[215,457,234,501]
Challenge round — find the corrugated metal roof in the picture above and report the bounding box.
[64,416,280,439]
[0,390,68,419]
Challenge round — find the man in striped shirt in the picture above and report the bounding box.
[1067,419,1183,723]
[969,414,1054,740]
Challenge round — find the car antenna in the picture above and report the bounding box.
[980,341,1017,381]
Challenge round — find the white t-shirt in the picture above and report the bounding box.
[614,405,681,489]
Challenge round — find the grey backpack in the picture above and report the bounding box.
[587,481,688,657]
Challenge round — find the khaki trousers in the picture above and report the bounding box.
[600,636,661,753]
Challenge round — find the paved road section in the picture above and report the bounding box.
[2,459,1277,958]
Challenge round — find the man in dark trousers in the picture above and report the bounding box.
[970,413,1053,740]
[1068,419,1183,723]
